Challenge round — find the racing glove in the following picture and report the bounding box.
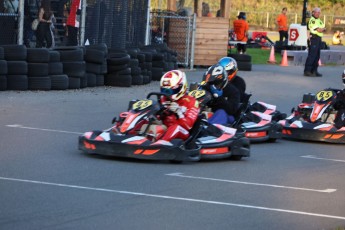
[210,85,223,98]
[165,102,187,119]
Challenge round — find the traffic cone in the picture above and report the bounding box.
[280,50,288,67]
[318,59,323,66]
[267,46,276,64]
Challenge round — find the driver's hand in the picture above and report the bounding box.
[165,102,187,118]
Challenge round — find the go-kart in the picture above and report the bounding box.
[279,88,345,143]
[78,92,250,162]
[188,87,285,143]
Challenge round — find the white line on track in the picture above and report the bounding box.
[6,124,83,135]
[301,155,345,163]
[0,176,344,220]
[166,173,336,193]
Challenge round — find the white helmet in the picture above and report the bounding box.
[160,70,188,101]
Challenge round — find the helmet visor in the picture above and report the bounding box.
[161,86,182,96]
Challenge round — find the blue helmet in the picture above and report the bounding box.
[218,57,238,81]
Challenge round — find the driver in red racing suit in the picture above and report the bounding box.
[159,70,200,142]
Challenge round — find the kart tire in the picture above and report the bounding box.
[49,62,63,75]
[84,49,105,64]
[28,76,51,90]
[86,72,97,87]
[7,75,28,90]
[1,45,27,61]
[68,77,81,89]
[0,60,7,75]
[86,62,103,75]
[63,61,86,77]
[237,61,252,71]
[27,48,50,63]
[105,73,131,87]
[228,53,252,62]
[58,48,84,62]
[49,50,60,62]
[28,63,49,77]
[96,75,104,86]
[107,63,128,73]
[230,155,243,161]
[0,75,7,91]
[50,74,69,90]
[7,61,28,75]
[0,47,4,60]
[131,74,143,85]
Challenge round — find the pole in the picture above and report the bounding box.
[17,0,24,45]
[80,0,87,46]
[301,0,308,25]
[145,0,151,45]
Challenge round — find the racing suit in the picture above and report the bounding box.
[229,75,246,103]
[160,95,200,141]
[206,83,241,125]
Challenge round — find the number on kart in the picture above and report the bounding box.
[189,89,206,99]
[316,90,334,102]
[132,100,153,111]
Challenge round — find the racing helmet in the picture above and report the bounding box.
[218,57,238,82]
[160,70,188,101]
[203,64,228,90]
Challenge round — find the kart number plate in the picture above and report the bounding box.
[189,89,206,99]
[132,100,153,111]
[316,90,334,102]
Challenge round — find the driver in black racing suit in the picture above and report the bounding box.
[333,71,345,129]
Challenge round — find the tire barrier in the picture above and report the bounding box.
[0,43,179,91]
[228,53,252,71]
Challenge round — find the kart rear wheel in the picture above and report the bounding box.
[169,160,183,164]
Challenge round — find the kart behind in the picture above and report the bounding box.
[279,88,345,144]
[78,92,250,162]
[189,88,285,143]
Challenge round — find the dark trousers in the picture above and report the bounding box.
[334,108,345,129]
[237,43,246,53]
[279,30,288,45]
[304,36,321,73]
[36,22,53,48]
[67,25,79,46]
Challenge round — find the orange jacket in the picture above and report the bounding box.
[233,19,249,42]
[276,14,288,31]
[66,0,81,28]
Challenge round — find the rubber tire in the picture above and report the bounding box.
[237,61,252,71]
[228,53,252,62]
[0,60,7,75]
[50,74,69,90]
[0,75,6,90]
[28,77,51,90]
[27,48,50,63]
[7,75,28,90]
[7,61,28,75]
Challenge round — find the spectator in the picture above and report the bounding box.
[66,0,81,46]
[233,12,249,54]
[304,7,325,77]
[276,7,288,45]
[332,30,343,45]
[36,0,54,48]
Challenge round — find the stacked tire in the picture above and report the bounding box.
[84,44,108,87]
[0,47,7,90]
[56,47,86,89]
[2,45,28,90]
[27,48,51,90]
[228,53,252,71]
[49,50,69,90]
[106,50,131,87]
[138,51,153,84]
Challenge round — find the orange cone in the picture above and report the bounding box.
[267,46,276,64]
[318,59,323,66]
[280,50,288,67]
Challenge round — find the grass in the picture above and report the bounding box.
[228,47,282,64]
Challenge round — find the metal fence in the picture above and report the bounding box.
[150,10,195,67]
[0,0,149,49]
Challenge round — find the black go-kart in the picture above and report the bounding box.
[188,88,285,143]
[279,88,345,143]
[78,92,250,163]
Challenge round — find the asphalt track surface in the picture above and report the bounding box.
[1,64,345,230]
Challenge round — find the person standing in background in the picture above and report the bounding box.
[276,7,288,45]
[233,12,249,54]
[66,0,81,46]
[36,0,54,48]
[304,7,325,77]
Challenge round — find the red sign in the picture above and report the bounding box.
[289,28,299,41]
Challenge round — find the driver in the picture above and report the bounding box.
[218,57,247,103]
[201,64,240,125]
[159,70,200,142]
[333,71,345,129]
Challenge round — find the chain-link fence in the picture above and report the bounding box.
[150,10,195,67]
